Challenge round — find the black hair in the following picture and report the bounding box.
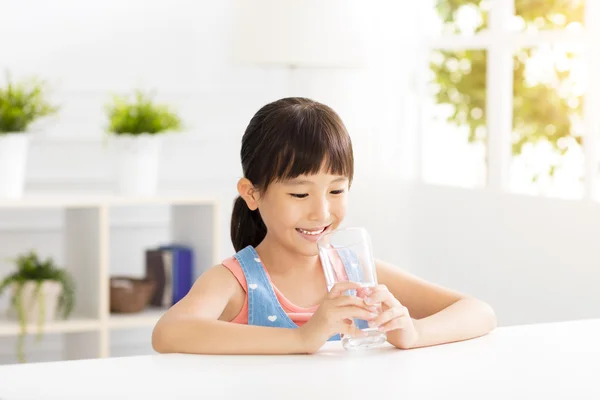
[231,97,354,252]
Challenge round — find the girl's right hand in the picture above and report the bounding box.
[296,281,379,354]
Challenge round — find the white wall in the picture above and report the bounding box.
[345,181,600,329]
[393,184,600,327]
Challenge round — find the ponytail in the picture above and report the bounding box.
[230,196,267,252]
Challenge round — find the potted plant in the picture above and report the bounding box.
[104,89,183,196]
[0,73,59,199]
[0,250,75,363]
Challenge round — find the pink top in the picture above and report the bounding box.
[221,256,319,327]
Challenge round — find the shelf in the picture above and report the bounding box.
[0,192,219,209]
[0,316,101,337]
[0,307,168,336]
[0,194,219,361]
[108,308,167,330]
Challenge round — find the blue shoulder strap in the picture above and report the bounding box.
[234,246,297,328]
[335,247,369,331]
[336,247,364,282]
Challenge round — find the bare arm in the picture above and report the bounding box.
[151,264,305,355]
[376,259,497,348]
[411,297,497,348]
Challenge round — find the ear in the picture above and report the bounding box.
[237,178,259,211]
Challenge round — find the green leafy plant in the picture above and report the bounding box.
[0,73,59,133]
[105,89,183,135]
[0,250,75,363]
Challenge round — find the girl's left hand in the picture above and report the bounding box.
[363,285,420,349]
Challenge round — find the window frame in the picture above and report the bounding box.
[415,1,600,199]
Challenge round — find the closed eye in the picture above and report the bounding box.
[289,189,345,198]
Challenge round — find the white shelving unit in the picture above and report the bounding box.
[0,193,220,361]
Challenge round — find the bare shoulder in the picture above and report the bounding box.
[196,263,242,289]
[375,259,468,319]
[161,263,245,321]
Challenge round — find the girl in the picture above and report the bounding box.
[151,97,497,355]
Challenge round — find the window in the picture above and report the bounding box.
[510,42,586,198]
[514,0,584,32]
[419,0,600,199]
[420,1,489,189]
[422,49,487,188]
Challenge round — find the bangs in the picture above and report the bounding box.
[265,104,354,186]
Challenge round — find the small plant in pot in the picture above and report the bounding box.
[0,72,59,199]
[0,250,75,363]
[104,89,183,196]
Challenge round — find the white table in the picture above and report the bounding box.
[1,318,599,400]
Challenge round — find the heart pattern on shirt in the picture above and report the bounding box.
[248,283,258,290]
[254,258,261,263]
[268,315,277,322]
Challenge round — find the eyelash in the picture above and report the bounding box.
[289,189,345,199]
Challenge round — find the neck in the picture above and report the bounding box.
[255,234,320,275]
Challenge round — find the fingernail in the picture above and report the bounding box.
[364,297,373,305]
[368,306,378,312]
[369,312,378,318]
[368,320,377,327]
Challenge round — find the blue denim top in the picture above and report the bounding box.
[233,245,368,341]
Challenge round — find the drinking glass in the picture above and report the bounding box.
[317,227,387,350]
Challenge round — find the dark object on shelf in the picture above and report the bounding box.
[160,245,194,306]
[146,249,169,307]
[110,277,156,313]
[145,245,194,307]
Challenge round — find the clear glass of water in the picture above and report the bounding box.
[317,227,387,350]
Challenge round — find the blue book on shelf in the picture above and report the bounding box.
[159,245,194,305]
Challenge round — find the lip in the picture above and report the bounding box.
[297,225,329,232]
[296,224,331,242]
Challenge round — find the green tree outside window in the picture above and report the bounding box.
[432,0,585,183]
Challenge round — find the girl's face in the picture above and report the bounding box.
[257,170,349,256]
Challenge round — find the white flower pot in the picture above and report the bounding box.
[0,133,29,199]
[112,134,162,196]
[8,280,62,324]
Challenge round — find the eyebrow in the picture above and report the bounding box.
[284,177,348,185]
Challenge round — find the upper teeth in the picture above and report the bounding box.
[298,227,325,235]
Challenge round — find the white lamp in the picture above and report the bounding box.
[231,0,369,69]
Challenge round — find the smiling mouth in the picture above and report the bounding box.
[295,225,330,236]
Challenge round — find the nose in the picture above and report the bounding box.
[308,196,330,223]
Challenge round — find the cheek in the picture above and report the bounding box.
[279,201,306,226]
[333,196,348,218]
[258,197,302,230]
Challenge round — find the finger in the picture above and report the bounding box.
[331,295,379,312]
[328,281,363,298]
[362,284,390,299]
[334,305,379,322]
[340,320,368,338]
[377,316,413,332]
[364,286,400,308]
[369,306,409,328]
[366,284,388,295]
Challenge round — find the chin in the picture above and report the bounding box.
[300,244,320,257]
[283,237,320,257]
[301,236,328,257]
